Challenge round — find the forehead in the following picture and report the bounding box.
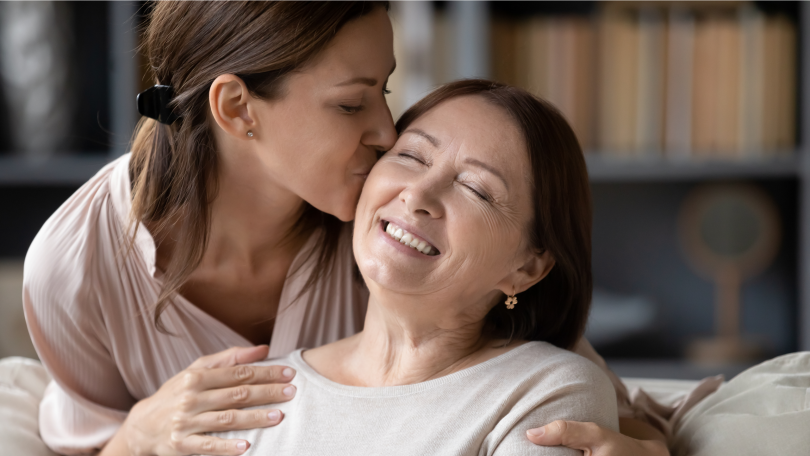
[302,8,394,83]
[405,96,529,175]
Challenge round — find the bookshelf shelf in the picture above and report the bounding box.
[0,155,112,186]
[586,152,800,182]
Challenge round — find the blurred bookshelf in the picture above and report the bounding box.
[387,0,808,379]
[0,155,112,186]
[585,152,800,182]
[0,1,808,376]
[0,2,140,184]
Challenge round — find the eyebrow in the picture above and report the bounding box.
[334,60,398,87]
[403,128,441,147]
[403,129,509,189]
[464,158,509,190]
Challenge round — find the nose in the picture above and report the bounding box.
[362,97,397,154]
[400,172,444,219]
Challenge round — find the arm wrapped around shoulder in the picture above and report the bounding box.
[488,350,619,456]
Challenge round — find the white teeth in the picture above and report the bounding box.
[383,222,436,256]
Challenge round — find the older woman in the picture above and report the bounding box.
[210,79,617,455]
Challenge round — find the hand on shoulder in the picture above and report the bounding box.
[526,419,669,456]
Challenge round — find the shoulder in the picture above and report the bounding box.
[497,341,618,426]
[511,341,613,386]
[481,343,619,455]
[23,155,130,314]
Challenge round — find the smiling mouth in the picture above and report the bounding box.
[382,221,439,256]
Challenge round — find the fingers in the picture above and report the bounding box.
[191,346,270,370]
[189,383,297,414]
[183,364,296,391]
[174,434,251,456]
[178,408,284,435]
[527,420,605,451]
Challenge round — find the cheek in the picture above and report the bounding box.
[448,204,524,272]
[357,165,401,219]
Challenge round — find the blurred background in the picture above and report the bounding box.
[0,1,806,380]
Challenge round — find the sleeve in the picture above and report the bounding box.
[571,337,635,419]
[490,357,619,456]
[571,337,723,442]
[22,173,133,454]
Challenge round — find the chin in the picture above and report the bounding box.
[311,190,359,222]
[355,253,429,293]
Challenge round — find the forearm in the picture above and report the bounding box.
[97,426,132,456]
[618,417,666,444]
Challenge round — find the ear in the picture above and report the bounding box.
[496,249,556,296]
[209,74,256,139]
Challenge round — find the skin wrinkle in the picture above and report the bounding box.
[304,95,555,388]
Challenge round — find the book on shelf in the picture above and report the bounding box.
[489,3,797,161]
[492,15,595,153]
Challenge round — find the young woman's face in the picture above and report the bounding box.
[352,95,540,317]
[251,7,396,221]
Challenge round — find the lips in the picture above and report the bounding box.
[382,220,439,256]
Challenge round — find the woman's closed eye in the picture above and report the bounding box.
[398,152,425,164]
[339,104,363,114]
[458,179,492,202]
[464,184,490,202]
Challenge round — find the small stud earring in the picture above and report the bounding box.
[246,131,254,138]
[505,286,517,310]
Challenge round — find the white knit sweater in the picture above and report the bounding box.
[214,341,618,456]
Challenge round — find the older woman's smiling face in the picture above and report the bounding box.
[353,95,553,314]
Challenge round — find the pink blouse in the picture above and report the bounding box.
[23,155,719,454]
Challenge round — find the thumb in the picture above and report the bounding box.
[527,420,601,452]
[191,345,270,369]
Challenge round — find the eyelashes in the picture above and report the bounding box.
[466,185,490,202]
[397,152,492,202]
[340,87,391,114]
[339,105,362,114]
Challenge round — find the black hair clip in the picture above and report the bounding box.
[137,85,180,125]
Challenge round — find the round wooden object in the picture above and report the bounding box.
[678,183,780,363]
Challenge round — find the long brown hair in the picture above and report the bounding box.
[396,80,593,349]
[130,2,387,332]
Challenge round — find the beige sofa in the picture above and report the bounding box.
[2,353,809,456]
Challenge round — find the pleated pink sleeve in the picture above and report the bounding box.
[23,160,135,454]
[22,155,368,455]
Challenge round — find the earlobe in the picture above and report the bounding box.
[497,250,556,296]
[209,74,256,139]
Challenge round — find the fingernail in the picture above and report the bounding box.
[283,368,295,378]
[236,441,248,451]
[283,385,296,397]
[527,427,545,437]
[268,410,281,421]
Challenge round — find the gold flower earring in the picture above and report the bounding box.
[505,286,518,310]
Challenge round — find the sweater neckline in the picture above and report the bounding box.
[289,341,541,398]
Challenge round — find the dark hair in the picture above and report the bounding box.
[130,1,388,332]
[396,79,593,349]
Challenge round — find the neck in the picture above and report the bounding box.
[205,149,307,269]
[341,293,495,386]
